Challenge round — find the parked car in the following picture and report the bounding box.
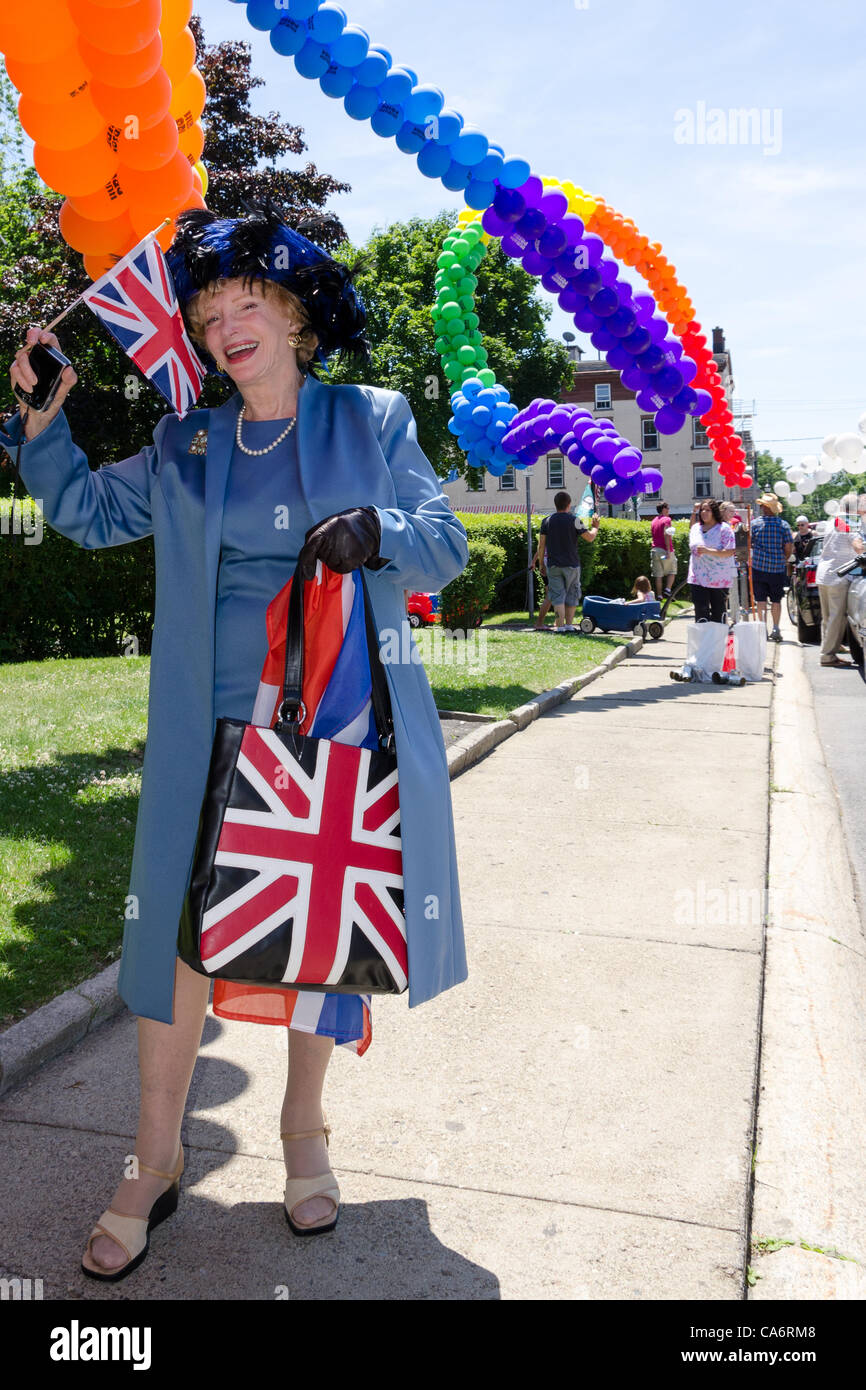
[786,531,823,645]
[406,591,439,628]
[840,554,866,676]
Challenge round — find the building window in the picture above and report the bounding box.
[694,465,712,498]
[692,418,709,448]
[594,382,612,410]
[547,453,564,488]
[466,467,485,491]
[641,417,659,451]
[499,466,516,490]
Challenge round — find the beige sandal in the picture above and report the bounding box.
[81,1147,184,1282]
[281,1120,340,1237]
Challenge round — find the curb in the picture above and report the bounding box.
[0,611,683,1100]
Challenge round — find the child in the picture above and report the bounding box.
[628,576,654,603]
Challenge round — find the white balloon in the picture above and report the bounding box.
[787,491,803,506]
[813,468,832,485]
[858,412,866,438]
[822,435,838,457]
[835,432,863,463]
[786,470,803,486]
[824,499,841,515]
[819,453,836,472]
[800,454,819,471]
[799,476,816,495]
[774,479,790,497]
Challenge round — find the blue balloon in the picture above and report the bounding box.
[464,177,498,210]
[284,0,320,16]
[451,124,488,166]
[471,404,492,427]
[379,66,414,104]
[461,378,484,400]
[355,50,389,85]
[344,82,380,120]
[395,120,427,154]
[441,159,471,191]
[499,156,531,188]
[417,141,452,178]
[309,3,347,44]
[404,84,445,122]
[270,17,308,55]
[447,417,462,437]
[436,107,463,144]
[332,24,369,66]
[371,100,405,138]
[246,0,281,31]
[295,39,332,80]
[472,150,504,182]
[320,63,355,98]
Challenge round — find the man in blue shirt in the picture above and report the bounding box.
[536,491,600,631]
[751,495,794,641]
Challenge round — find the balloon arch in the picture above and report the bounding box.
[1,0,752,501]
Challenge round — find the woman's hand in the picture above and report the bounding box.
[9,327,78,441]
[298,506,384,581]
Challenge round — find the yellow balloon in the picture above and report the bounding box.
[193,159,208,197]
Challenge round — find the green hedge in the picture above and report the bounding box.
[0,496,154,663]
[454,511,692,609]
[439,537,506,629]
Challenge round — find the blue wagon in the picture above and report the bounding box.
[579,595,665,641]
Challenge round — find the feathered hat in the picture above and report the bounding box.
[165,199,370,374]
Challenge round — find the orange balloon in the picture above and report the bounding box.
[59,201,133,256]
[0,3,78,63]
[34,132,118,198]
[115,113,178,172]
[18,86,104,151]
[68,0,161,56]
[169,68,206,129]
[5,44,89,103]
[91,67,171,131]
[177,119,204,166]
[158,0,194,41]
[127,149,194,239]
[77,33,163,88]
[83,251,121,282]
[70,172,130,221]
[161,26,195,86]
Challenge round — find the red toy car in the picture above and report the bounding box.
[406,592,439,628]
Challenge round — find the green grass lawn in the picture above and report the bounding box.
[0,607,688,1025]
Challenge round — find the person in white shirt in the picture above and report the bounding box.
[815,507,864,666]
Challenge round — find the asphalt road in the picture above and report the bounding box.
[800,640,866,927]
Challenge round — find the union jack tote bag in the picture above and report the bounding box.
[178,565,407,994]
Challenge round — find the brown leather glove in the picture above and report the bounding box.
[298,506,389,581]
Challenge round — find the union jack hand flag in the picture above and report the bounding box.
[81,234,206,419]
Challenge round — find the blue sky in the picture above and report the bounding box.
[199,0,864,467]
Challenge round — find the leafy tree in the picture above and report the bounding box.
[0,20,351,489]
[327,211,573,477]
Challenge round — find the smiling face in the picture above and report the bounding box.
[192,277,305,386]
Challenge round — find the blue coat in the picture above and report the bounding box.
[0,376,470,1023]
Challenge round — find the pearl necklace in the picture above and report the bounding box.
[235,404,297,456]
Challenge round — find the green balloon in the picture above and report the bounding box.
[464,312,479,329]
[445,317,466,337]
[457,345,477,365]
[478,368,496,387]
[437,251,457,269]
[440,301,462,320]
[450,333,470,348]
[459,294,475,311]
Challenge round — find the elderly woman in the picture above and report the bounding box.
[2,205,469,1277]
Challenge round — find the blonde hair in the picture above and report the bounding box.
[186,277,320,369]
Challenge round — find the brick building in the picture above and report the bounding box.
[444,326,756,520]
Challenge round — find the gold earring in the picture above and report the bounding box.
[216,359,225,373]
[288,332,302,348]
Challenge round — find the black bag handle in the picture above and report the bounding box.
[275,561,396,754]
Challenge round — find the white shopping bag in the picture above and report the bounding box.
[684,621,729,680]
[732,621,767,682]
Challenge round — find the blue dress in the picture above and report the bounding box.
[211,415,372,1054]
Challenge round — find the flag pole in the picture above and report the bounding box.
[41,218,174,333]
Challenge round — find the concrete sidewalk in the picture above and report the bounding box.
[1,612,863,1300]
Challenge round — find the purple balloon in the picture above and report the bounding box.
[612,447,642,478]
[492,186,526,223]
[605,477,633,505]
[621,364,645,392]
[515,208,546,240]
[574,307,600,333]
[654,365,684,397]
[590,327,618,352]
[591,462,614,487]
[672,386,699,415]
[636,346,665,374]
[558,288,588,315]
[516,174,544,207]
[622,326,652,355]
[481,207,510,238]
[636,386,666,411]
[633,293,656,323]
[692,388,713,415]
[594,436,619,464]
[648,318,671,348]
[581,233,605,266]
[538,189,569,222]
[501,228,530,259]
[561,213,584,245]
[522,248,553,278]
[572,418,598,441]
[606,308,637,338]
[607,345,632,371]
[655,405,686,435]
[642,467,664,490]
[598,259,619,287]
[572,267,603,298]
[538,224,567,259]
[590,287,619,318]
[541,269,568,294]
[679,355,698,384]
[552,251,582,281]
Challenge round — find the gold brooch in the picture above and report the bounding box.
[188,428,208,456]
